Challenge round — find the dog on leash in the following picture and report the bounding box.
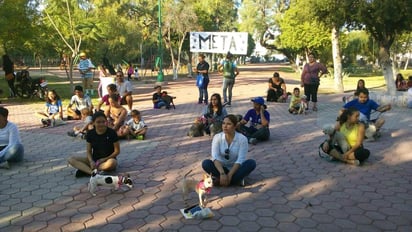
[298,95,308,114]
[88,169,133,196]
[322,124,350,153]
[182,170,213,207]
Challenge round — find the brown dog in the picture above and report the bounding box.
[182,170,213,207]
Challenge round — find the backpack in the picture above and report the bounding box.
[223,61,234,78]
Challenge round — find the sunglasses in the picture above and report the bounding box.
[224,148,230,160]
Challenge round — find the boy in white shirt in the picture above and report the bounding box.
[118,110,147,139]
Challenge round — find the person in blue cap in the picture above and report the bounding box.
[238,97,270,145]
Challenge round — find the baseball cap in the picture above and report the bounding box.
[251,97,265,105]
[79,52,86,57]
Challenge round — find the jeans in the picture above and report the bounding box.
[202,159,256,185]
[222,78,235,104]
[198,77,209,104]
[198,87,208,104]
[240,125,270,141]
[154,100,166,109]
[0,144,24,163]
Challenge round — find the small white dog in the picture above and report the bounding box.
[182,170,213,207]
[88,169,133,196]
[322,124,350,153]
[298,95,308,114]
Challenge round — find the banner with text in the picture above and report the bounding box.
[190,32,248,55]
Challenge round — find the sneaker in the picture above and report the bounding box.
[75,170,91,178]
[136,135,145,140]
[248,138,258,145]
[0,161,10,169]
[67,131,77,137]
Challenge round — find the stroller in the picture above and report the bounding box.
[14,68,48,100]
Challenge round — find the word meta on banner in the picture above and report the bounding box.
[190,32,248,55]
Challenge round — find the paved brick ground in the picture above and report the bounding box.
[0,64,411,231]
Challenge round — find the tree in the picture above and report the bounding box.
[354,0,412,95]
[0,0,40,56]
[309,0,357,93]
[163,0,200,80]
[43,0,105,89]
[277,1,330,68]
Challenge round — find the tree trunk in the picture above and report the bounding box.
[331,26,344,93]
[378,45,397,95]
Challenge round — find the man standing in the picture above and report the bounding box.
[115,71,133,114]
[218,52,239,107]
[0,107,24,169]
[78,52,95,95]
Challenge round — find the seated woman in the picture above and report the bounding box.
[35,89,66,127]
[105,94,127,134]
[395,73,408,91]
[117,109,148,139]
[343,79,367,103]
[266,72,287,102]
[0,107,24,169]
[192,93,227,137]
[322,107,370,165]
[202,114,256,186]
[68,111,120,177]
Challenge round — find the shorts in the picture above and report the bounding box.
[82,77,93,89]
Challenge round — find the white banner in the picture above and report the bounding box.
[190,32,248,55]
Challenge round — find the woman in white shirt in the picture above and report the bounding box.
[0,107,24,169]
[201,114,256,187]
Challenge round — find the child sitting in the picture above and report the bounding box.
[67,108,93,139]
[288,88,303,114]
[117,109,148,139]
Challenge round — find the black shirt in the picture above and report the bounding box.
[86,127,119,161]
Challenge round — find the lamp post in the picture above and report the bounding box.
[156,0,164,83]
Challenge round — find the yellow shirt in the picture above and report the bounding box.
[340,123,359,147]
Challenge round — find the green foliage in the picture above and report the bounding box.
[0,0,40,53]
[277,0,331,59]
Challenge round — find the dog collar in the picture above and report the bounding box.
[118,176,123,188]
[197,180,211,194]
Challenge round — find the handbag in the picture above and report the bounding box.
[5,73,14,80]
[196,74,204,88]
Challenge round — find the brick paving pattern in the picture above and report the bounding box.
[0,64,411,231]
